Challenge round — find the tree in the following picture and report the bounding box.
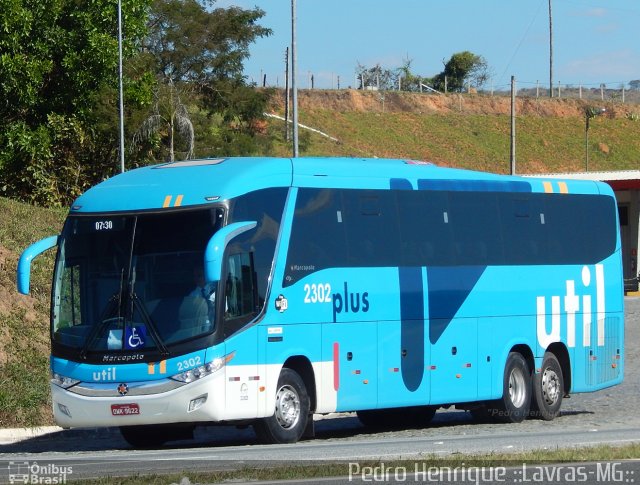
[0,0,151,205]
[146,0,271,85]
[132,80,194,162]
[0,0,273,203]
[396,58,424,92]
[141,0,273,159]
[431,51,491,93]
[356,63,398,91]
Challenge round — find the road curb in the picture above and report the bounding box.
[0,426,121,445]
[0,414,352,445]
[0,426,62,444]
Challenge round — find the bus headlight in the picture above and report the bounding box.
[171,352,235,383]
[51,373,80,389]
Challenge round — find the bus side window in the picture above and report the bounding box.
[223,251,258,337]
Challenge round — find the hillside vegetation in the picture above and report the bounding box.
[0,199,65,427]
[268,90,640,173]
[1,90,639,428]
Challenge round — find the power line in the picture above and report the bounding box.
[497,0,546,87]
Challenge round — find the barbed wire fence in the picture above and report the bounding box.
[251,70,640,105]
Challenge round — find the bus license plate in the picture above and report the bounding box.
[111,403,140,416]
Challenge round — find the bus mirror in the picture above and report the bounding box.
[204,221,257,283]
[17,235,59,295]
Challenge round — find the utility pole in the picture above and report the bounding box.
[117,0,125,172]
[548,0,553,98]
[510,76,516,175]
[284,47,290,142]
[291,0,299,157]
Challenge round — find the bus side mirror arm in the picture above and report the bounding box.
[204,221,257,283]
[17,235,59,295]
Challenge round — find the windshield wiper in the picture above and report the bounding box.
[79,292,121,360]
[131,292,170,357]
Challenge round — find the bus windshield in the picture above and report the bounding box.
[52,207,224,355]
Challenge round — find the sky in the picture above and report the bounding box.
[215,0,639,91]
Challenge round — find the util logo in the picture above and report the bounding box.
[536,264,605,349]
[92,367,116,381]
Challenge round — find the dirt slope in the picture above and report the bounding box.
[270,88,637,118]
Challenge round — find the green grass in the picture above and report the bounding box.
[268,97,640,175]
[0,197,66,427]
[75,443,640,484]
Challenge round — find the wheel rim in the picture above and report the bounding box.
[541,368,560,406]
[508,367,527,408]
[274,384,300,429]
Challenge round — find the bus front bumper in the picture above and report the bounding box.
[51,371,226,428]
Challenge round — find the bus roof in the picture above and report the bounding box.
[70,157,611,213]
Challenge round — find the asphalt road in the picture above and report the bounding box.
[1,297,639,483]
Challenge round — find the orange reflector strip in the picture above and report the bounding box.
[159,360,166,374]
[148,363,155,375]
[162,195,172,208]
[558,182,568,194]
[543,181,553,193]
[175,194,184,206]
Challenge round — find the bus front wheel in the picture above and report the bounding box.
[531,353,564,420]
[489,352,531,423]
[253,368,310,444]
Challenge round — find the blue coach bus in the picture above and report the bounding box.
[18,157,624,446]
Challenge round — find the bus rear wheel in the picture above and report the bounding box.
[488,352,531,423]
[253,368,310,444]
[531,353,564,420]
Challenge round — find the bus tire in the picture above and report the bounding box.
[531,353,564,420]
[489,352,531,423]
[253,368,310,444]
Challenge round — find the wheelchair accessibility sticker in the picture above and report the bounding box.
[125,326,146,350]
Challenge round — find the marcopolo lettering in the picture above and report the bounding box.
[332,282,369,323]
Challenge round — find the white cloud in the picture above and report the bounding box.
[584,8,607,17]
[570,7,608,18]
